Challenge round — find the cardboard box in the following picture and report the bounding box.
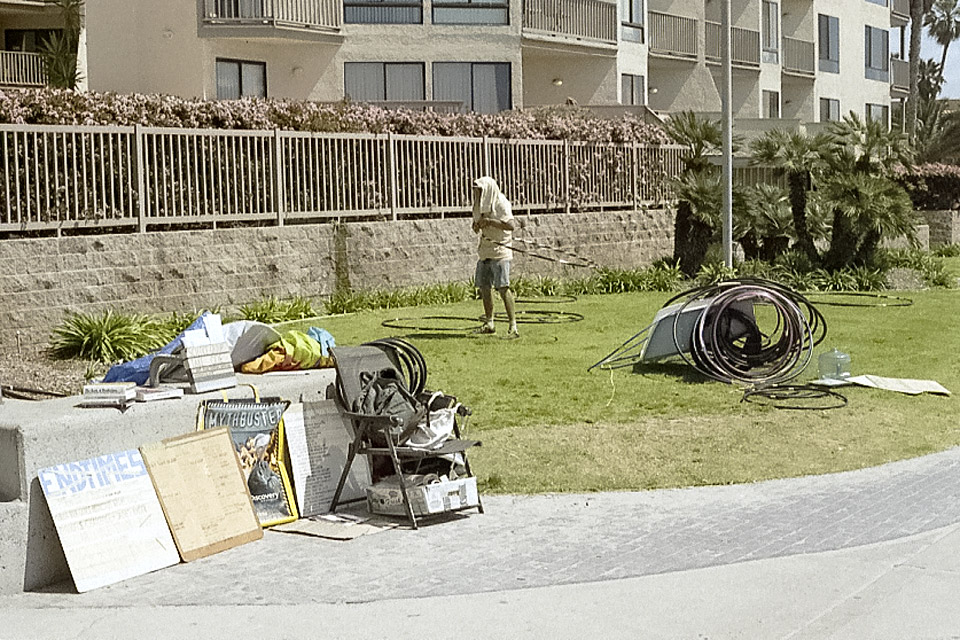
[366,476,478,517]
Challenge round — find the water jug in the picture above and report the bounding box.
[818,348,851,380]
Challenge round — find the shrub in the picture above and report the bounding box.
[50,310,168,363]
[239,295,316,324]
[0,88,671,145]
[896,163,960,211]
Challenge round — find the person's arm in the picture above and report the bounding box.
[477,217,516,231]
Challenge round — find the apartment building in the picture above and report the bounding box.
[0,0,909,124]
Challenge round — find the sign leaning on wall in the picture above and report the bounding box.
[197,393,299,528]
[38,450,181,592]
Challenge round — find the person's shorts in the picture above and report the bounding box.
[475,259,511,289]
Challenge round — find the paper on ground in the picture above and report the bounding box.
[813,374,950,396]
[273,513,398,540]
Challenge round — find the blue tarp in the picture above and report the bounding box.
[102,313,211,386]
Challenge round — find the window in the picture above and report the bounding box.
[818,14,839,73]
[344,0,422,24]
[209,0,264,19]
[864,25,889,81]
[344,63,425,102]
[621,74,645,105]
[433,0,508,24]
[866,103,889,126]
[865,0,888,6]
[4,29,61,53]
[433,62,511,113]
[819,97,840,122]
[763,90,780,118]
[762,1,779,64]
[216,59,266,99]
[621,0,644,43]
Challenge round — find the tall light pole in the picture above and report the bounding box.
[721,0,734,268]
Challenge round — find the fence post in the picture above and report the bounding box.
[388,132,398,221]
[274,129,285,227]
[482,135,491,177]
[134,124,146,233]
[563,139,570,214]
[631,143,639,211]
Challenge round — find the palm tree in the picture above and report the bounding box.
[37,0,84,89]
[925,0,960,87]
[749,129,830,264]
[820,173,919,270]
[908,0,936,140]
[737,184,792,262]
[826,112,915,177]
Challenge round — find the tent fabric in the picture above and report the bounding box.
[240,329,336,374]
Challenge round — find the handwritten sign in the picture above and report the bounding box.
[38,450,180,593]
[140,428,263,562]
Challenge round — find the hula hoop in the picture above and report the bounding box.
[514,294,578,305]
[803,291,914,308]
[741,384,848,410]
[494,310,584,324]
[381,315,485,332]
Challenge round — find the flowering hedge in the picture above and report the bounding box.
[0,88,672,145]
[896,163,960,211]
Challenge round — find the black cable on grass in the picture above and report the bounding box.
[803,291,914,308]
[741,384,848,410]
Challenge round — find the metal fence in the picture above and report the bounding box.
[0,123,685,234]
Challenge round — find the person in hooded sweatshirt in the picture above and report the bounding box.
[471,176,519,339]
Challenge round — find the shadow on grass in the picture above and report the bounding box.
[631,360,713,384]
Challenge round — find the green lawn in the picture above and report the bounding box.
[296,287,960,494]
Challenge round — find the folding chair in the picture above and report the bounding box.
[328,340,483,529]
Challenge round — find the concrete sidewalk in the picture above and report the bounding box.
[3,445,960,638]
[3,524,960,639]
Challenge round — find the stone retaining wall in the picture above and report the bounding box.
[0,209,675,344]
[919,210,960,248]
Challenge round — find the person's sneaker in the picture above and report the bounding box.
[475,323,496,334]
[503,328,520,340]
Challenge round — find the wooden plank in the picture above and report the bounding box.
[140,428,263,562]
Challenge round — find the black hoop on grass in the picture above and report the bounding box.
[493,310,584,324]
[381,316,486,332]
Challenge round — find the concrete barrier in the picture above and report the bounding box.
[0,369,337,595]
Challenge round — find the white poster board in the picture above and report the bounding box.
[38,450,180,593]
[283,400,371,517]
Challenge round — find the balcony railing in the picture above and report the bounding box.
[705,22,760,66]
[782,36,814,75]
[891,0,909,19]
[202,0,341,31]
[0,51,46,87]
[522,0,617,45]
[891,56,909,92]
[648,11,697,58]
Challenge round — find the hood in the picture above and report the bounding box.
[473,176,502,216]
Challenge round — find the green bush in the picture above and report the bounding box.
[50,310,168,363]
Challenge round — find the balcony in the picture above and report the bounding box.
[891,0,910,22]
[782,36,814,76]
[705,22,760,67]
[891,56,909,94]
[201,0,342,38]
[522,0,617,47]
[0,51,46,88]
[648,11,697,58]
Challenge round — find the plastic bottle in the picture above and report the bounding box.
[818,348,851,380]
